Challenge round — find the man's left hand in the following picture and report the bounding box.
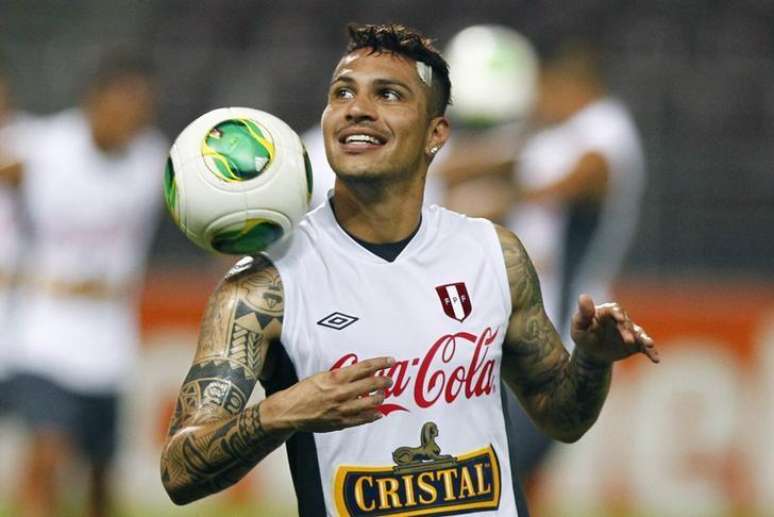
[571,294,659,365]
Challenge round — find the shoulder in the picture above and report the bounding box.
[493,224,541,309]
[571,99,639,145]
[493,224,527,265]
[223,254,282,292]
[212,255,284,317]
[264,204,326,267]
[430,204,495,235]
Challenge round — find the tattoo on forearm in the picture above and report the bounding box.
[496,226,611,441]
[163,402,287,504]
[162,256,288,503]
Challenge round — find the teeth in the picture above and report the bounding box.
[345,134,381,145]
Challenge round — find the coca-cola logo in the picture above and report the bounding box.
[330,327,499,416]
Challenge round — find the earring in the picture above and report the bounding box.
[430,146,439,155]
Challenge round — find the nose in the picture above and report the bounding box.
[345,92,377,123]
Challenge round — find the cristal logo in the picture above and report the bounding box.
[330,327,499,416]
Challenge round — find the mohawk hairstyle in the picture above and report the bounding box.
[345,23,451,118]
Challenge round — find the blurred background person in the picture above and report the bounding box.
[511,36,645,493]
[511,38,645,343]
[442,36,645,343]
[0,50,167,517]
[437,32,646,494]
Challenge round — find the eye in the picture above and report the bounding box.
[379,89,401,101]
[333,87,354,100]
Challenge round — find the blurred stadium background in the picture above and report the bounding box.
[1,1,773,515]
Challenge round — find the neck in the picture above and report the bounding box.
[570,83,605,115]
[332,174,424,243]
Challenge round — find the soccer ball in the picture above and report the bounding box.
[164,107,312,254]
[445,25,538,125]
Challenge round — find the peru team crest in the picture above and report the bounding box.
[435,282,472,322]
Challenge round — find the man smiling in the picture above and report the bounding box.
[161,24,658,516]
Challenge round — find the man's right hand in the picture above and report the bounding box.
[260,356,395,433]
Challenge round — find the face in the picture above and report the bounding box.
[535,66,590,125]
[534,68,567,124]
[321,49,448,183]
[88,75,156,152]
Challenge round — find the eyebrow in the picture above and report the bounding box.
[329,75,413,93]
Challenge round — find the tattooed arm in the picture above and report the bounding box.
[496,226,658,443]
[161,256,394,505]
[160,256,289,504]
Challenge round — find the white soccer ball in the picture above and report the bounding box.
[164,107,312,254]
[445,25,538,125]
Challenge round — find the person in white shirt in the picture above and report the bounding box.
[439,38,647,488]
[160,24,658,517]
[1,50,168,517]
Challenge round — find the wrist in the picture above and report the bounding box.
[258,394,294,434]
[572,347,612,372]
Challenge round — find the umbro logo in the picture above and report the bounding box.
[317,312,359,330]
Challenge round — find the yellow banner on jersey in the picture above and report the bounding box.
[334,445,501,516]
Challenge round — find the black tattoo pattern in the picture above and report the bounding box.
[496,225,612,442]
[161,255,290,504]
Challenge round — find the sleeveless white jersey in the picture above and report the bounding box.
[266,200,519,516]
[10,109,167,393]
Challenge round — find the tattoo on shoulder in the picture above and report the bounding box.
[495,227,611,441]
[495,225,543,310]
[169,255,284,435]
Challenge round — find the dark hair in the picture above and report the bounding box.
[91,48,157,91]
[345,23,451,117]
[537,36,606,84]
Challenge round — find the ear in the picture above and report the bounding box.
[425,115,450,161]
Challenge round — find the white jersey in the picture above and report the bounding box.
[507,98,645,337]
[302,126,445,210]
[266,200,520,516]
[10,109,167,393]
[0,112,37,380]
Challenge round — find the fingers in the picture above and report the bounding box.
[340,410,385,429]
[634,324,660,363]
[573,294,596,331]
[336,373,393,402]
[339,389,386,416]
[577,299,660,365]
[334,389,387,429]
[334,356,395,382]
[592,302,635,343]
[606,308,659,363]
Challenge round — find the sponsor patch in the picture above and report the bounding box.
[334,422,501,516]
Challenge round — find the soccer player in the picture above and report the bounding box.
[161,24,658,516]
[1,50,167,517]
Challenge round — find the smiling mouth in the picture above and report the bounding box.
[342,134,384,145]
[337,130,388,152]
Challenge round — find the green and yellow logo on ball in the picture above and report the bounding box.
[202,118,275,182]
